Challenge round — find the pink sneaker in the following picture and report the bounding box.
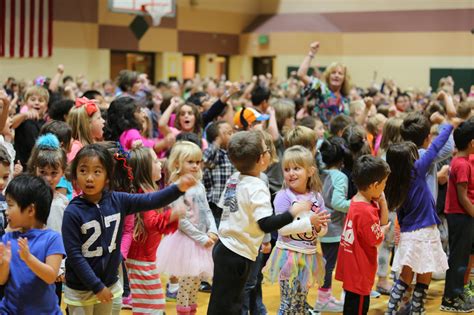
[122,296,132,310]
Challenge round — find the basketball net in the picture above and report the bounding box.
[142,0,172,26]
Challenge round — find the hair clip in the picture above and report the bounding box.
[36,133,60,149]
[116,142,130,159]
[114,153,134,182]
[75,97,98,117]
[34,76,46,87]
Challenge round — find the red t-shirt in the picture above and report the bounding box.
[127,209,178,262]
[335,200,384,295]
[445,156,474,215]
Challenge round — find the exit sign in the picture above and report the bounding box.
[258,34,269,45]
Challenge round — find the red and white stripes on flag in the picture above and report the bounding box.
[0,0,52,58]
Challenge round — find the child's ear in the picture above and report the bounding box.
[27,203,36,217]
[308,166,316,177]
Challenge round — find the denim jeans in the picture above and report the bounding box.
[242,251,267,315]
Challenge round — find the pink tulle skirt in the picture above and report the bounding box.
[156,230,214,280]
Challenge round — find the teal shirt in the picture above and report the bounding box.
[320,169,351,243]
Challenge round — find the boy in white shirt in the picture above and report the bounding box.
[207,131,309,315]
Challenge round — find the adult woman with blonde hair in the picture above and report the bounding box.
[298,41,352,125]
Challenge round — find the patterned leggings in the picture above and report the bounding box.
[177,276,200,307]
[278,279,308,315]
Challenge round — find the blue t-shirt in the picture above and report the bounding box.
[56,176,73,201]
[0,229,65,314]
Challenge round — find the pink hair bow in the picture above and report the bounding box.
[75,97,98,117]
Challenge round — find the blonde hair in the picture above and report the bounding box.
[322,62,351,97]
[167,141,203,183]
[284,126,317,152]
[129,146,158,242]
[67,104,99,145]
[271,98,295,135]
[259,130,278,164]
[380,118,403,154]
[282,145,322,193]
[366,113,387,136]
[25,86,49,103]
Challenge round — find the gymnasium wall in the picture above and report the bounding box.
[1,0,472,89]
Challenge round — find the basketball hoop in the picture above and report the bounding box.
[142,0,172,26]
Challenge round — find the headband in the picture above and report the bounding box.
[75,97,98,117]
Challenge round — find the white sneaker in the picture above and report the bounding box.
[314,296,344,313]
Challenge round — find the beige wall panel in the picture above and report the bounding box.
[0,48,110,82]
[139,29,178,52]
[273,54,344,81]
[343,55,474,90]
[240,33,343,56]
[229,55,253,82]
[98,0,134,26]
[161,52,183,81]
[177,0,259,14]
[54,22,98,49]
[198,54,218,78]
[342,32,474,56]
[178,7,256,34]
[260,0,474,14]
[273,54,474,91]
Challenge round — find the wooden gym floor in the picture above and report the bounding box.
[112,274,466,314]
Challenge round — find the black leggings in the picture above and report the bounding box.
[321,242,339,289]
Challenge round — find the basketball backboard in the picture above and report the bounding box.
[108,0,176,18]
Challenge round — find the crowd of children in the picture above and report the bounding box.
[0,39,473,315]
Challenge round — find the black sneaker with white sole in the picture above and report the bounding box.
[440,296,474,313]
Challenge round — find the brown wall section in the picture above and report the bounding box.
[244,9,474,33]
[325,9,474,32]
[53,0,98,23]
[178,31,239,55]
[99,25,139,51]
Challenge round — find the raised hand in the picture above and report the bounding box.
[17,237,31,262]
[176,174,197,192]
[309,42,320,56]
[57,64,65,74]
[310,209,331,229]
[0,242,12,266]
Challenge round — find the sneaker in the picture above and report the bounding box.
[440,296,474,313]
[122,296,132,310]
[314,296,344,313]
[462,284,473,306]
[306,301,320,314]
[166,283,178,302]
[370,290,381,298]
[199,281,212,293]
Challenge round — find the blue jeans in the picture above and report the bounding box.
[241,251,267,315]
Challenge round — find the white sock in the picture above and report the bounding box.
[169,282,179,293]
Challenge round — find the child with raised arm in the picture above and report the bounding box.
[0,175,64,314]
[62,144,196,314]
[335,155,391,314]
[207,131,310,315]
[384,117,459,314]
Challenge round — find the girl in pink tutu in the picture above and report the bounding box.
[156,141,218,315]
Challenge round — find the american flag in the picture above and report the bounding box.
[0,0,53,58]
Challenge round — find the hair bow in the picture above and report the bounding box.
[75,97,98,117]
